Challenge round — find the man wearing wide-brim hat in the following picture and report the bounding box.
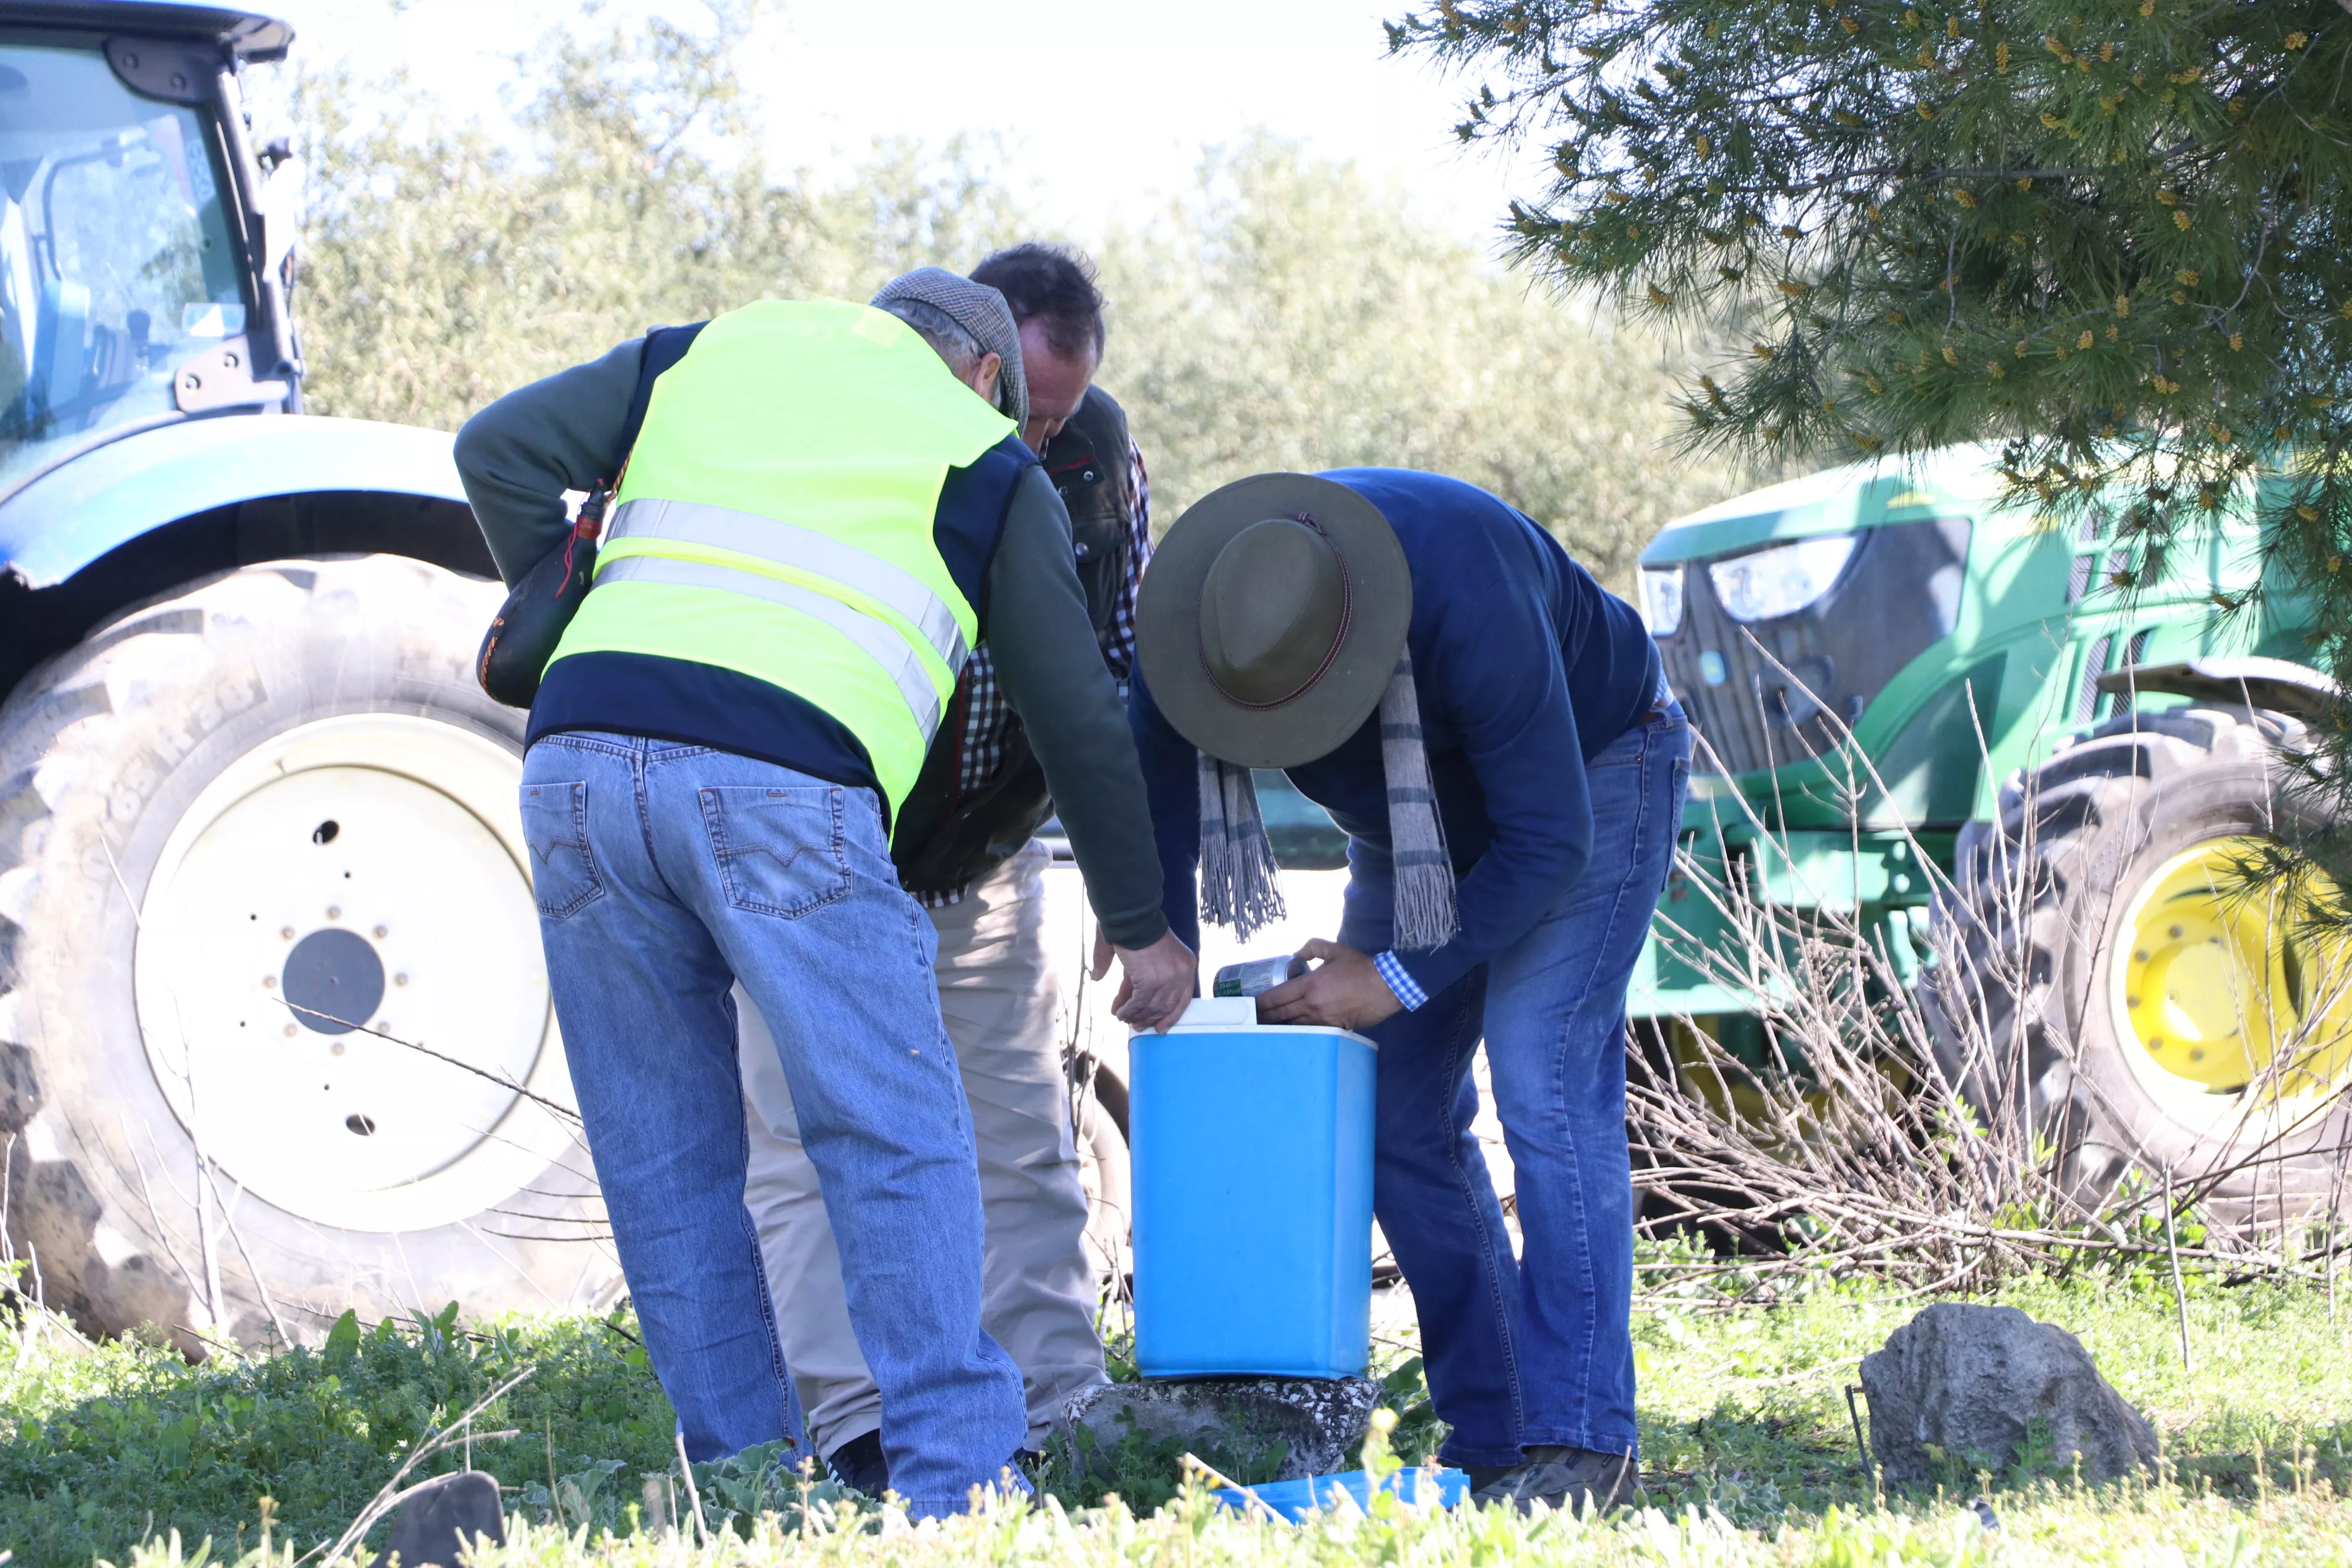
[1129,469,1690,1513]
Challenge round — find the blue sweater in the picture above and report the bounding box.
[1132,469,1662,1001]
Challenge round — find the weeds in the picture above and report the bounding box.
[0,1305,680,1564]
[11,1265,2352,1562]
[86,1439,2352,1568]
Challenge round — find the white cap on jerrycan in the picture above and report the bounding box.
[1168,996,1259,1028]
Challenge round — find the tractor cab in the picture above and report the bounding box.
[0,3,619,1353]
[0,2,296,498]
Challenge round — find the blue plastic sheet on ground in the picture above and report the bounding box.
[1210,1467,1471,1520]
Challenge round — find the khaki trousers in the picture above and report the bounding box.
[737,841,1108,1456]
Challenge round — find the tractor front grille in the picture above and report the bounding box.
[1657,515,1971,778]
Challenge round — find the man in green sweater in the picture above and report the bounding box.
[739,247,1157,1495]
[453,270,1191,1513]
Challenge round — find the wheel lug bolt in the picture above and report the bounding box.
[394,974,409,987]
[283,1024,298,1037]
[262,976,276,989]
[326,906,341,920]
[331,1041,346,1056]
[374,925,388,939]
[282,927,295,940]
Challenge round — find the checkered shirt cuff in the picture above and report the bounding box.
[1373,950,1429,1012]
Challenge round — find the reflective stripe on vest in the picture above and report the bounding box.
[605,495,971,674]
[543,299,1016,808]
[594,554,945,740]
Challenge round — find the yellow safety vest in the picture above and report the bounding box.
[545,299,1015,808]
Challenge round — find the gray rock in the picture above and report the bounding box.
[370,1470,505,1568]
[1858,1302,2158,1484]
[1063,1377,1379,1481]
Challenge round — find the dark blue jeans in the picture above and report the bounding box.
[520,734,1028,1517]
[1339,704,1689,1467]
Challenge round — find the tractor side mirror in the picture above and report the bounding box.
[259,152,303,296]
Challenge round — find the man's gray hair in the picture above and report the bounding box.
[869,267,1028,431]
[876,298,985,376]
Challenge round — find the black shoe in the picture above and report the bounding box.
[825,1430,890,1496]
[371,1471,505,1568]
[1468,1446,1634,1514]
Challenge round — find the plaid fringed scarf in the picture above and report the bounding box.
[1378,652,1458,950]
[1197,652,1459,950]
[1198,750,1287,940]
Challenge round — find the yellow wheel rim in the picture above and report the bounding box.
[2109,837,2352,1099]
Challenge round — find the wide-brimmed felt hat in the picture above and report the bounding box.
[1136,473,1412,769]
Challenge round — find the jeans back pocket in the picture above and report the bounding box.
[520,780,605,919]
[699,785,851,919]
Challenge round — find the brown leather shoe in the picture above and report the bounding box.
[1468,1446,1635,1514]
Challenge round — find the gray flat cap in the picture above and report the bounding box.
[870,267,1028,433]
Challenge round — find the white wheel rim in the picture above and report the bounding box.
[135,715,577,1233]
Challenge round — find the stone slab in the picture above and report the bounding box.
[1064,1376,1380,1482]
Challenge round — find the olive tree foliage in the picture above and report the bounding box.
[288,12,1023,432]
[1386,0,2352,868]
[282,11,1727,586]
[1097,139,1731,582]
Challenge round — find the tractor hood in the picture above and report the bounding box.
[1641,443,2009,566]
[0,1,290,59]
[1636,443,2015,786]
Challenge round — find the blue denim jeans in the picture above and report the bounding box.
[1338,704,1690,1468]
[520,733,1028,1517]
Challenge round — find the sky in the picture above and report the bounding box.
[253,0,1542,246]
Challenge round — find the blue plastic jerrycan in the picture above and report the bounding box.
[1129,997,1377,1378]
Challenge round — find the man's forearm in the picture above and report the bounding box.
[987,467,1170,948]
[454,338,643,585]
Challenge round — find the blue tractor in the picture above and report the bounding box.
[0,2,609,1350]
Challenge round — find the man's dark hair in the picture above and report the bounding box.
[971,244,1105,361]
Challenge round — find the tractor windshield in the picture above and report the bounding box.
[0,44,247,494]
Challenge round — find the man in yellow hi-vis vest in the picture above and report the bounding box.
[455,270,1195,1515]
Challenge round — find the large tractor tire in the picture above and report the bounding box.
[0,556,615,1352]
[1925,702,2352,1226]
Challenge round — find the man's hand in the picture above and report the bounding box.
[1258,939,1404,1032]
[1097,929,1197,1033]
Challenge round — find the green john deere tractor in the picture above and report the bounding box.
[1626,445,2351,1214]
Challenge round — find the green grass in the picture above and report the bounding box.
[11,1262,2352,1565]
[0,1304,681,1565]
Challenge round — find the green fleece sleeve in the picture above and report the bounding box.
[452,337,644,586]
[986,465,1172,949]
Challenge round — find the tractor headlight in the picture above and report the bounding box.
[1638,564,1685,636]
[1707,533,1859,623]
